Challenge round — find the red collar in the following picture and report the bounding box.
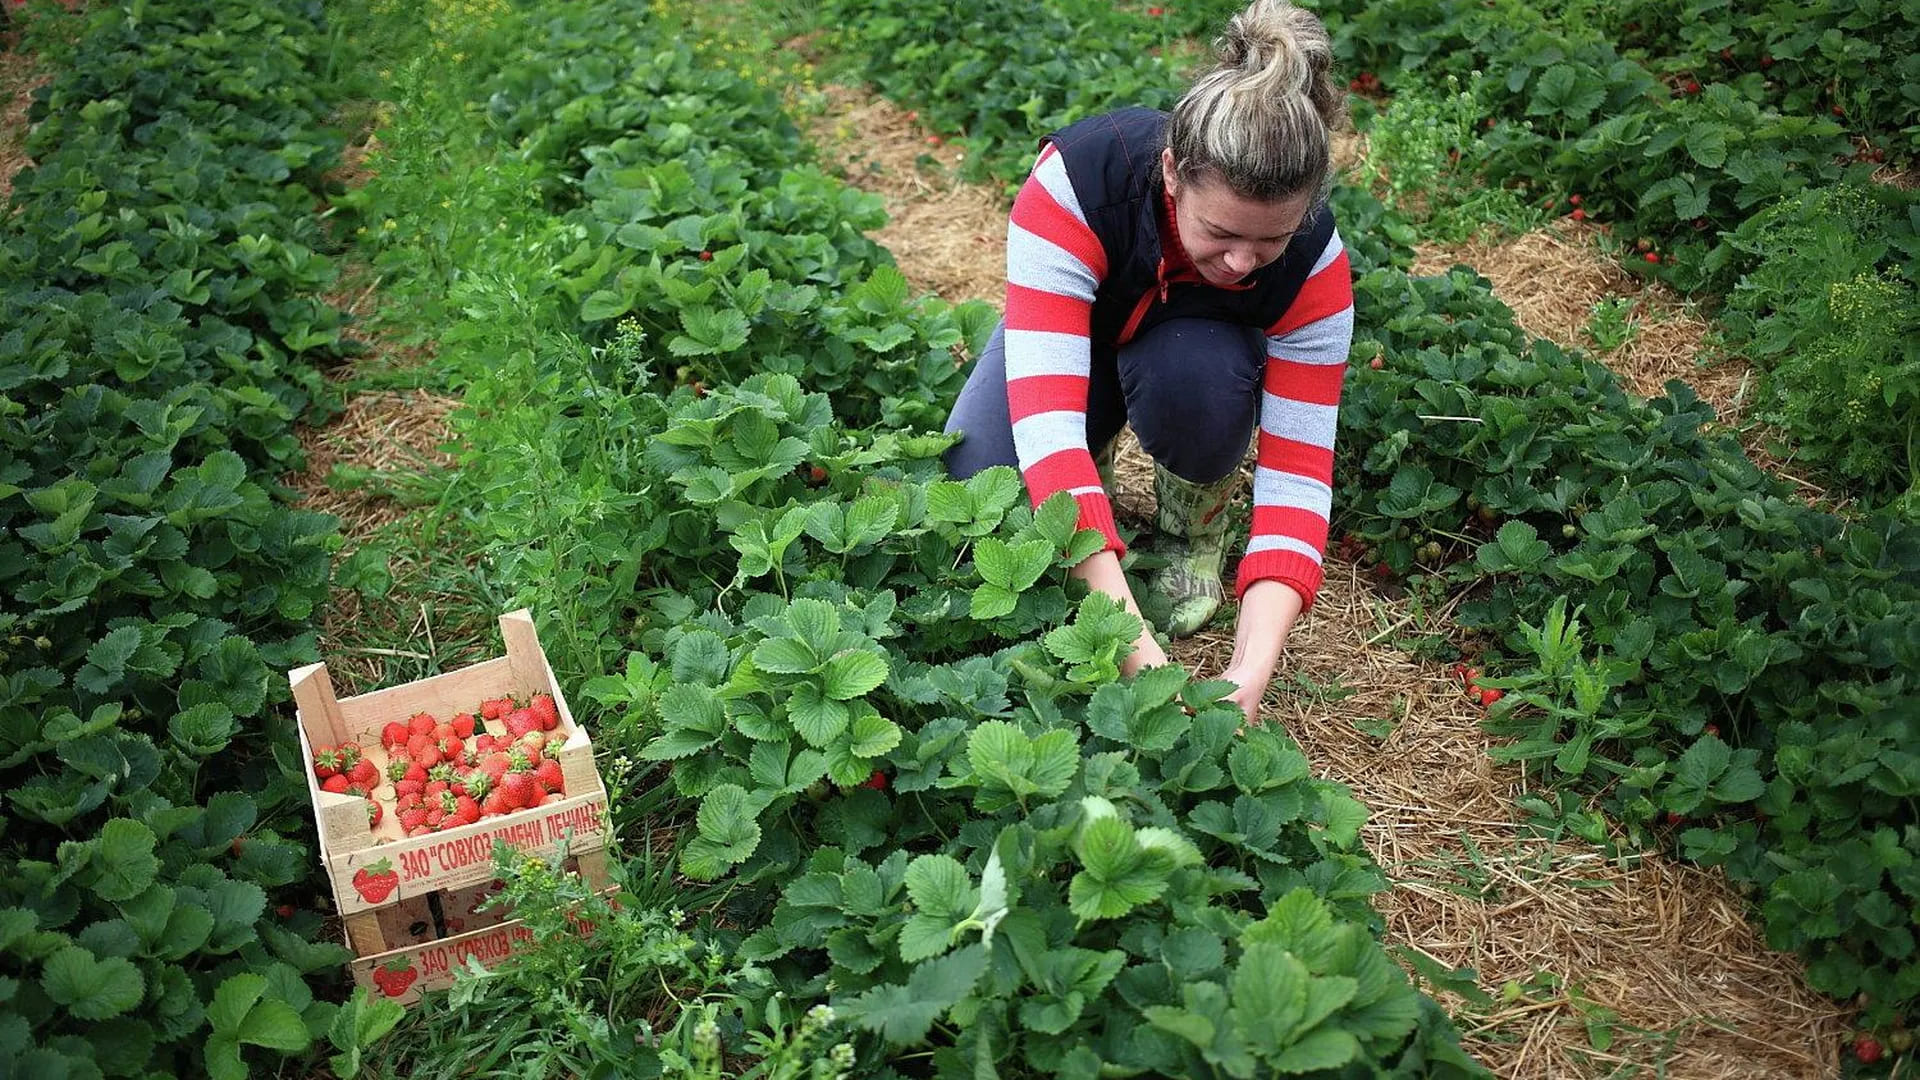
[1158,186,1201,280]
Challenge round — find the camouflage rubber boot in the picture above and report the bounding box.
[1149,463,1243,637]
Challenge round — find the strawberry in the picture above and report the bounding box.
[535,759,565,794]
[407,734,441,768]
[480,697,513,721]
[1854,1036,1883,1063]
[1684,80,1701,94]
[366,800,384,828]
[400,807,430,832]
[395,778,424,799]
[807,464,830,486]
[505,709,542,739]
[1478,687,1504,707]
[524,788,548,808]
[475,734,498,753]
[276,904,295,919]
[381,721,409,750]
[1368,356,1384,370]
[698,250,713,261]
[1569,208,1586,221]
[371,959,417,998]
[500,772,536,810]
[1568,193,1582,206]
[481,789,513,817]
[385,757,414,783]
[337,743,364,769]
[530,693,559,730]
[344,782,371,798]
[1643,252,1660,264]
[351,859,400,904]
[451,713,476,739]
[862,769,889,791]
[481,753,512,783]
[312,745,341,779]
[437,735,464,760]
[408,712,437,736]
[347,759,379,786]
[464,771,494,800]
[454,795,481,826]
[322,774,350,794]
[1705,723,1721,737]
[1664,811,1685,826]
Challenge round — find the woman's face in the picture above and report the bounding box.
[1161,149,1312,287]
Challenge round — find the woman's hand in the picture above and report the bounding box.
[1221,579,1306,725]
[1069,549,1166,675]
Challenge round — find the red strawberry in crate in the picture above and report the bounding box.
[480,697,513,721]
[322,774,350,794]
[351,859,400,904]
[400,807,430,832]
[371,959,418,998]
[534,759,565,794]
[408,712,437,737]
[337,743,364,769]
[347,759,379,787]
[436,735,464,761]
[508,745,540,774]
[530,693,559,730]
[474,733,497,753]
[499,772,536,810]
[454,795,481,826]
[451,713,476,739]
[524,788,548,809]
[394,778,424,799]
[344,782,372,798]
[366,800,384,828]
[385,757,414,783]
[381,721,410,750]
[313,745,342,779]
[481,789,512,817]
[407,734,441,768]
[505,709,542,739]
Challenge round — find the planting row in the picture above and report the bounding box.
[807,0,1920,1037]
[0,2,360,1078]
[343,0,1488,1074]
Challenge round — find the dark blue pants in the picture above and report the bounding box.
[943,317,1267,485]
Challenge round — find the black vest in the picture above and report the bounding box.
[1042,107,1337,347]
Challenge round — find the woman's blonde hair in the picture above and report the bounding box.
[1165,0,1345,202]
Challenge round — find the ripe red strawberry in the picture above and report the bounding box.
[1705,723,1721,737]
[451,713,476,739]
[426,810,445,830]
[408,712,437,736]
[407,734,441,768]
[480,754,512,783]
[1643,252,1660,264]
[481,789,512,817]
[454,795,481,826]
[500,772,536,810]
[1569,208,1586,221]
[381,721,409,750]
[424,780,449,799]
[1568,193,1582,206]
[505,709,542,739]
[1684,80,1701,94]
[480,697,514,721]
[1664,811,1685,826]
[535,759,565,794]
[464,771,494,800]
[863,769,888,791]
[529,693,559,730]
[1368,356,1384,370]
[1478,687,1504,707]
[1854,1036,1882,1063]
[474,733,497,753]
[337,742,364,768]
[322,774,350,794]
[344,782,371,798]
[437,735,464,760]
[351,859,400,904]
[385,757,413,783]
[394,778,424,799]
[400,807,430,831]
[347,759,379,786]
[312,745,341,779]
[276,904,294,919]
[366,800,384,828]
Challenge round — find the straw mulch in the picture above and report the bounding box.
[796,75,1856,1078]
[286,386,457,539]
[798,84,1007,306]
[1,40,48,204]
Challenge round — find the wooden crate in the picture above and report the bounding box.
[348,852,618,1005]
[290,609,612,961]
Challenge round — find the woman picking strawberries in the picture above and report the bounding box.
[943,0,1353,724]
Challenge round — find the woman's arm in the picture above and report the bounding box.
[1222,579,1304,721]
[1072,550,1167,674]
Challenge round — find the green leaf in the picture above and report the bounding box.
[822,650,888,700]
[969,582,1018,621]
[169,703,238,756]
[328,986,404,1079]
[754,636,820,675]
[1271,1027,1361,1073]
[42,946,144,1021]
[682,784,761,880]
[91,819,159,902]
[789,685,851,747]
[906,854,974,917]
[1069,816,1172,921]
[847,711,902,758]
[842,944,988,1044]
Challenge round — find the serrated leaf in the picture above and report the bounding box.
[91,819,158,902]
[43,946,144,1020]
[822,650,888,701]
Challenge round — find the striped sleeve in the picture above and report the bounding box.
[1004,144,1124,554]
[1236,229,1354,610]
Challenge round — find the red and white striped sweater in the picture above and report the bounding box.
[1004,143,1354,610]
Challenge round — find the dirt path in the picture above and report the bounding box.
[799,80,1852,1079]
[1,30,51,202]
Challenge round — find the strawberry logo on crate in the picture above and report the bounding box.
[418,924,537,978]
[352,857,401,904]
[371,959,418,998]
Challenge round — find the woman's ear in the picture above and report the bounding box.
[1160,147,1180,197]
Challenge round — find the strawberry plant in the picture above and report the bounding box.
[0,0,370,1075]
